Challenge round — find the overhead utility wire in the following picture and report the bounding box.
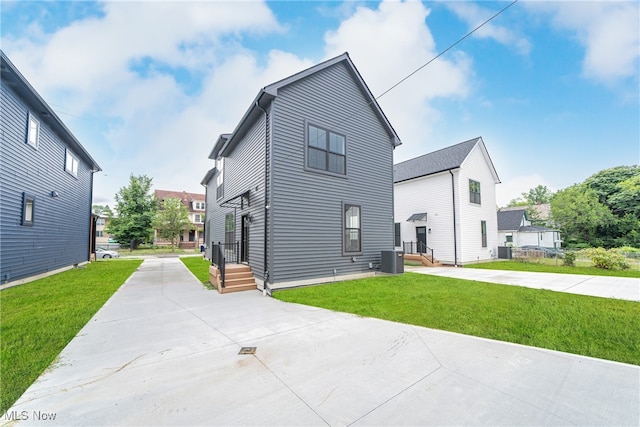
[375,0,519,102]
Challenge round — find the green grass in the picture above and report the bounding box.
[180,256,211,284]
[0,260,142,413]
[274,272,640,365]
[466,260,640,278]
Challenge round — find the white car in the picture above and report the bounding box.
[96,247,120,259]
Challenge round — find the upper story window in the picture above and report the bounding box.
[344,203,361,254]
[469,179,481,205]
[194,214,203,223]
[307,124,346,175]
[216,158,224,200]
[65,149,79,177]
[193,201,205,210]
[96,218,106,226]
[22,193,35,226]
[27,113,40,149]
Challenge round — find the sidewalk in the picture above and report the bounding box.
[5,258,639,426]
[406,266,640,301]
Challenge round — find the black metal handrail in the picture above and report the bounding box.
[403,241,434,262]
[211,242,240,288]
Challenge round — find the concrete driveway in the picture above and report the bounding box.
[407,266,640,301]
[4,258,639,426]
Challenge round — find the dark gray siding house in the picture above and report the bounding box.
[1,50,101,285]
[202,53,401,291]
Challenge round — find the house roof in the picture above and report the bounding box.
[154,190,205,210]
[1,50,101,172]
[210,52,401,159]
[497,209,527,231]
[200,167,216,186]
[393,137,500,184]
[519,225,558,233]
[499,203,551,220]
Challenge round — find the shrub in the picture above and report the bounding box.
[563,251,577,267]
[581,248,629,270]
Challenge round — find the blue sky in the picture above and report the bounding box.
[2,1,638,207]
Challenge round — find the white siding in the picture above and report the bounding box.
[457,144,498,263]
[394,171,457,264]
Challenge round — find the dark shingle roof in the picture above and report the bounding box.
[393,137,480,183]
[497,209,526,231]
[519,225,557,233]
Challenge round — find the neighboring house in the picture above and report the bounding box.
[1,50,101,285]
[393,137,500,265]
[153,190,206,248]
[201,52,401,291]
[95,214,110,245]
[499,203,552,226]
[497,208,561,248]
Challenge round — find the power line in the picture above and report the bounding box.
[376,0,519,101]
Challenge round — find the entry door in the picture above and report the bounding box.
[416,226,427,254]
[241,215,250,263]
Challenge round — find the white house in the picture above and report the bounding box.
[394,137,500,265]
[497,208,562,248]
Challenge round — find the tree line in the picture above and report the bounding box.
[507,165,639,248]
[96,175,194,251]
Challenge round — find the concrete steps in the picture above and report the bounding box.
[209,264,257,294]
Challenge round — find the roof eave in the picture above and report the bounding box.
[1,50,101,172]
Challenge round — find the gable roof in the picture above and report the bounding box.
[497,209,526,231]
[394,137,499,184]
[1,50,101,172]
[154,190,205,210]
[210,52,401,159]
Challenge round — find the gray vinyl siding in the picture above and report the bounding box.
[269,62,395,283]
[207,114,267,280]
[1,83,93,284]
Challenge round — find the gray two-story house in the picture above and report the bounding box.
[202,52,401,292]
[1,50,101,285]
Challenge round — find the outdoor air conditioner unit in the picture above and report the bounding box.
[381,250,404,274]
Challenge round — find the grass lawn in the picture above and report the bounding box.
[274,272,640,366]
[466,260,640,278]
[0,260,142,414]
[180,256,211,284]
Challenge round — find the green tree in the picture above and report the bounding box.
[584,165,639,208]
[550,184,615,247]
[507,185,554,226]
[106,175,157,249]
[608,174,640,217]
[92,204,113,216]
[153,198,191,251]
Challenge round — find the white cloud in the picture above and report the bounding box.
[323,0,472,160]
[526,1,639,84]
[445,2,531,56]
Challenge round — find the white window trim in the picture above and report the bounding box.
[27,112,40,149]
[65,149,79,177]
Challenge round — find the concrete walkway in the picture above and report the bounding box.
[406,266,640,301]
[5,258,639,426]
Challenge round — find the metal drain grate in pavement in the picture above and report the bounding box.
[238,347,256,355]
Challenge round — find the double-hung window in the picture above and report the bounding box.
[22,193,35,226]
[344,204,361,254]
[307,124,346,175]
[27,113,40,149]
[66,149,79,177]
[469,179,481,205]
